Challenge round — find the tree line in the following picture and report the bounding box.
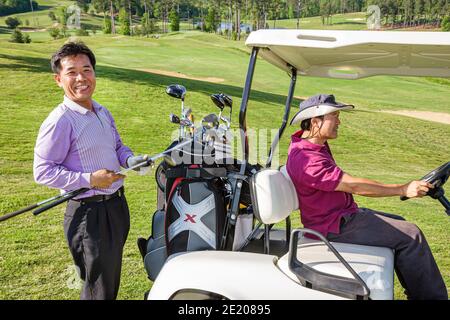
[2,0,449,37]
[368,0,449,28]
[84,0,367,38]
[0,0,38,16]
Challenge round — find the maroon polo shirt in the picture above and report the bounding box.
[286,130,358,237]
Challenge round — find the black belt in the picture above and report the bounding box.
[75,187,125,204]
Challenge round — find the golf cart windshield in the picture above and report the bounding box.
[245,29,450,79]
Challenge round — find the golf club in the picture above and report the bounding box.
[211,93,232,129]
[166,84,190,139]
[0,138,194,222]
[202,113,219,130]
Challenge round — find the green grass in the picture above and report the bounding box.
[0,26,449,300]
[0,0,74,29]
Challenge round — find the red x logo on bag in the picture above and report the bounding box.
[184,214,197,223]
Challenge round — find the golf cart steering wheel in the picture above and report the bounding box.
[400,161,450,215]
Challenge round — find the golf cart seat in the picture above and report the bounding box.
[249,166,394,300]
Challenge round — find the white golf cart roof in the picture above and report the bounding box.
[245,29,450,79]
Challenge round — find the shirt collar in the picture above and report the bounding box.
[291,129,329,152]
[63,96,100,114]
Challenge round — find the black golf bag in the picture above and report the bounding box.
[139,140,257,281]
[165,173,227,255]
[140,146,230,281]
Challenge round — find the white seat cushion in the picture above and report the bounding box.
[278,237,394,300]
[250,168,299,224]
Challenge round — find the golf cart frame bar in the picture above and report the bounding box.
[239,47,298,166]
[289,229,371,300]
[266,66,297,168]
[239,47,259,162]
[237,47,297,255]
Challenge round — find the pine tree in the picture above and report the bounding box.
[169,8,180,31]
[103,15,112,34]
[205,6,218,32]
[119,7,131,35]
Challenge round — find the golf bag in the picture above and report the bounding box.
[142,209,167,281]
[140,137,260,281]
[165,175,227,255]
[142,164,227,281]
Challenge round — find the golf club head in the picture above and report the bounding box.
[166,84,186,100]
[202,113,219,129]
[169,113,181,124]
[210,94,225,111]
[220,93,233,109]
[180,119,194,127]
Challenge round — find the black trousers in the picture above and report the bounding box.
[327,208,448,300]
[64,193,130,300]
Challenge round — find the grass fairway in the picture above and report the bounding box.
[0,0,74,29]
[268,12,368,30]
[0,29,449,300]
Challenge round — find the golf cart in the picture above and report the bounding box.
[146,30,450,300]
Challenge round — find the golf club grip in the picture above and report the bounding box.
[0,203,39,222]
[33,188,89,216]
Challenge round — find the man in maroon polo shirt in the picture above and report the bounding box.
[286,94,447,300]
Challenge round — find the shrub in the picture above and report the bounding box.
[205,7,218,32]
[141,13,159,36]
[10,29,23,43]
[60,25,67,37]
[58,7,69,26]
[48,27,60,40]
[23,33,31,43]
[75,26,89,36]
[169,9,180,32]
[118,8,130,35]
[133,25,142,36]
[48,11,57,21]
[5,16,21,29]
[442,16,450,31]
[103,17,112,34]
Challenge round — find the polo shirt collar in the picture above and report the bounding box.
[291,129,328,151]
[64,96,100,114]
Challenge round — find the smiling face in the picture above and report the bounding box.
[54,54,96,110]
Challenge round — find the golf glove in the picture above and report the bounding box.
[127,155,149,171]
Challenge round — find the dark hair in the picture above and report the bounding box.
[50,41,96,74]
[300,116,324,130]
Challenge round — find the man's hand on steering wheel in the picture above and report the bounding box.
[402,180,434,199]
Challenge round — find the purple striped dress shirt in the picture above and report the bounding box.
[33,96,134,198]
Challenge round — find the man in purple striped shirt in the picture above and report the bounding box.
[33,42,147,300]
